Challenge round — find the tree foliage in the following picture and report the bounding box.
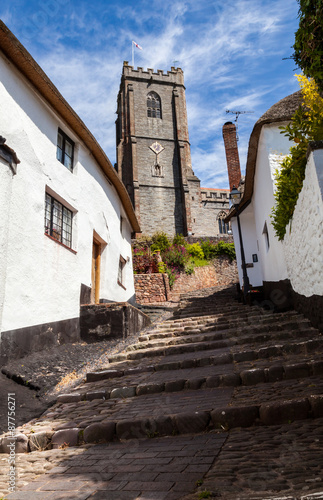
[292,0,323,90]
[271,75,323,240]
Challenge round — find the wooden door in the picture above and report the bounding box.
[91,240,101,304]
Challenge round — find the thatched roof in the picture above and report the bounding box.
[226,91,302,221]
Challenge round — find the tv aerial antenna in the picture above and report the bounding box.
[226,110,254,140]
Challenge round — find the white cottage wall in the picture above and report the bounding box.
[283,149,323,297]
[232,202,263,289]
[252,124,289,283]
[0,158,14,331]
[0,52,134,334]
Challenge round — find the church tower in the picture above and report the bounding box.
[116,62,200,236]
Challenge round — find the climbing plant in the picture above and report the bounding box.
[292,0,323,90]
[271,74,323,240]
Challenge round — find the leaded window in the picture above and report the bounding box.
[45,193,73,248]
[147,92,161,118]
[57,129,74,172]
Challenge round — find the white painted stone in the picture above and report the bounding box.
[283,150,323,297]
[0,49,136,336]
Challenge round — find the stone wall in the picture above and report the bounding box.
[283,145,323,298]
[134,274,171,304]
[171,257,238,299]
[80,302,150,343]
[134,257,238,304]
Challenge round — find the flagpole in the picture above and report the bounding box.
[131,41,142,68]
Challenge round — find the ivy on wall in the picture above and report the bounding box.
[271,75,323,240]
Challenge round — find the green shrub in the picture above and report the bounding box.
[150,244,160,253]
[151,231,171,253]
[166,267,177,288]
[157,261,167,273]
[184,261,195,275]
[214,241,236,261]
[200,240,218,260]
[271,75,323,240]
[172,233,187,247]
[187,243,204,259]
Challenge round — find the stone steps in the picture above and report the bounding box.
[150,309,300,335]
[108,326,320,363]
[2,285,323,459]
[56,357,323,406]
[133,320,315,350]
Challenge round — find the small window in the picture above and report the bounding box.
[118,256,126,287]
[147,92,161,118]
[218,211,230,234]
[45,193,73,248]
[57,129,74,172]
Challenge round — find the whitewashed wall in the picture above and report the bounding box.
[232,201,263,288]
[283,148,323,297]
[252,124,290,283]
[0,53,135,333]
[0,158,14,331]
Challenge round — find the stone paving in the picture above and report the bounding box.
[1,285,323,499]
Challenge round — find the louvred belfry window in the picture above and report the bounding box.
[147,92,161,118]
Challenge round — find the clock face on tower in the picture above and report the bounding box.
[150,142,164,155]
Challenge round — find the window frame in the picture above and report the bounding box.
[56,128,75,172]
[44,192,73,249]
[147,92,162,119]
[118,255,127,289]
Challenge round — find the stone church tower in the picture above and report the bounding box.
[116,62,230,237]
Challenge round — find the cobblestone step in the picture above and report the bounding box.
[2,284,323,500]
[150,310,301,336]
[108,328,322,363]
[134,320,315,351]
[3,386,323,454]
[57,358,323,405]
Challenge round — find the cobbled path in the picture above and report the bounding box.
[1,284,323,500]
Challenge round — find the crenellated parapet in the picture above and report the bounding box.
[123,61,185,86]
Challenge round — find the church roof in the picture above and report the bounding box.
[0,20,140,233]
[226,91,302,220]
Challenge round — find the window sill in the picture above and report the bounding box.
[117,280,127,290]
[45,233,77,254]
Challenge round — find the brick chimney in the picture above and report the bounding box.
[222,122,241,190]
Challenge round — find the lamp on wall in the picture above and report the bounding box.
[230,186,250,303]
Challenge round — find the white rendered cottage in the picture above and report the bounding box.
[0,21,141,363]
[224,92,323,330]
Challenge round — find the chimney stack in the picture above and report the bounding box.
[222,122,241,190]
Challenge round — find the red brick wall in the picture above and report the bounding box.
[222,122,241,190]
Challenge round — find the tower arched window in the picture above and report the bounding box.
[218,211,230,234]
[147,92,161,118]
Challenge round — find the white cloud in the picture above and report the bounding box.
[2,0,299,188]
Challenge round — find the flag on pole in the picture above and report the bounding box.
[132,40,142,50]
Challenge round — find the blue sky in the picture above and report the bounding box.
[0,0,300,188]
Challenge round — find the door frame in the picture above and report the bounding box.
[91,238,101,304]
